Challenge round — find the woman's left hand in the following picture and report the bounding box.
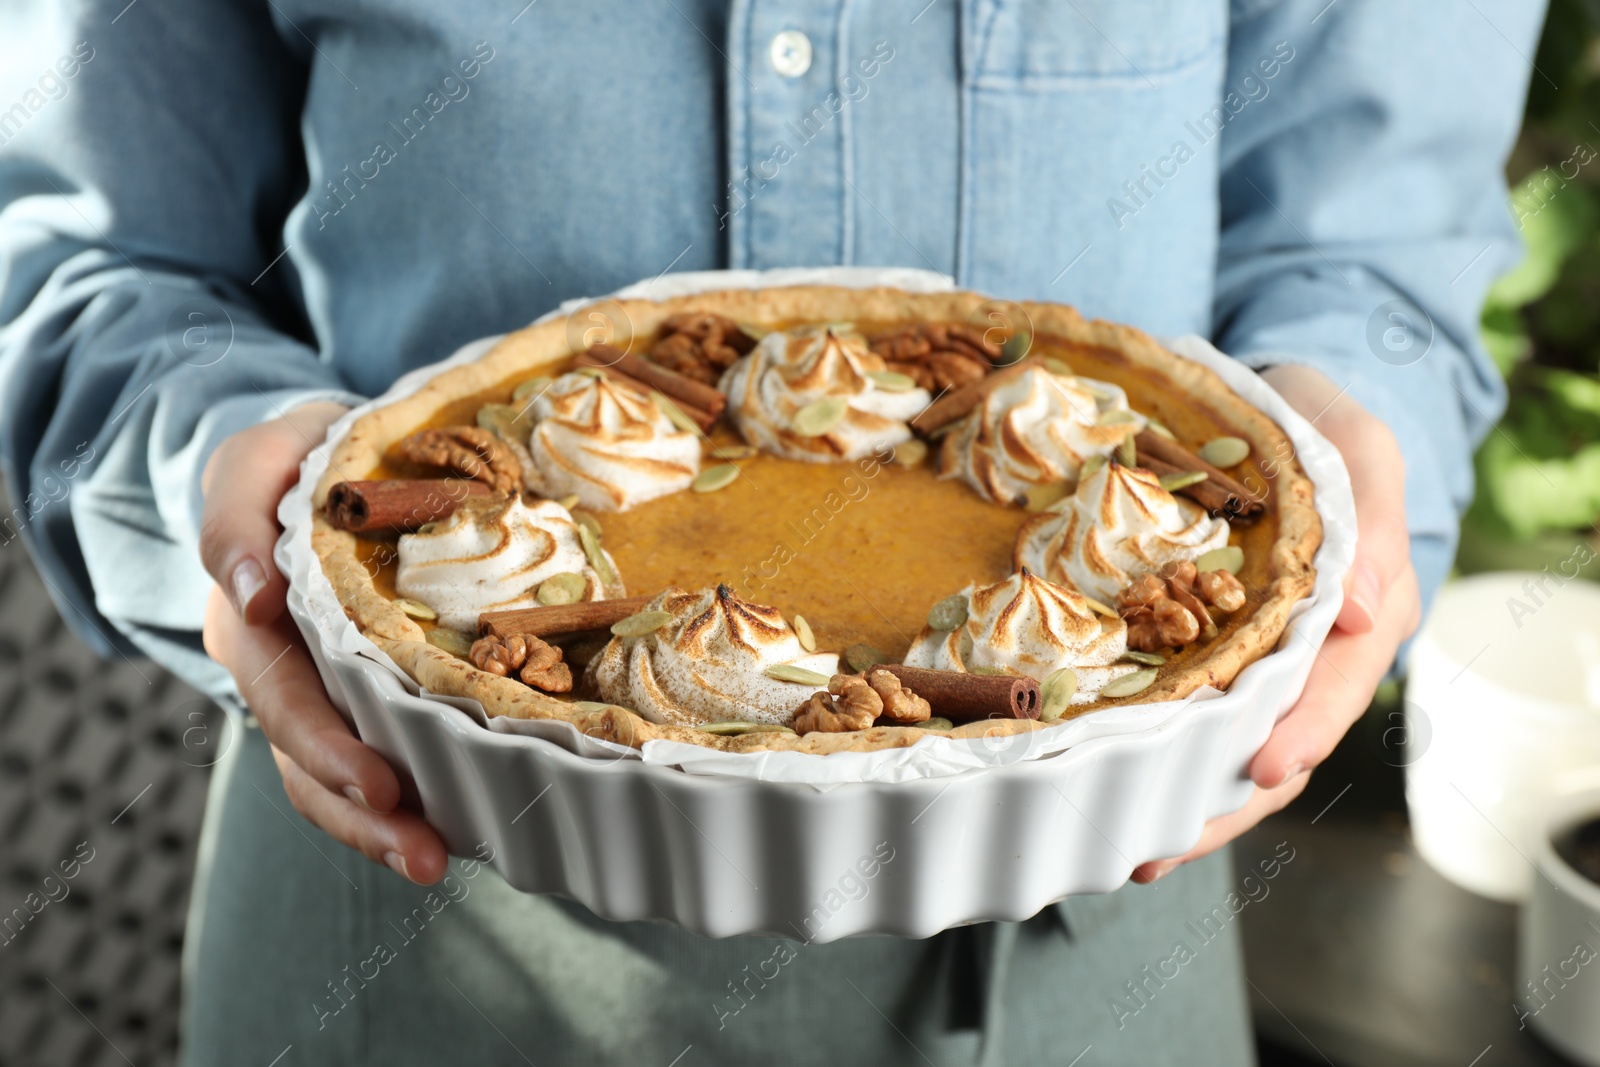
[1130,364,1423,883]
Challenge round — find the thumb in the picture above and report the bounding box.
[199,402,349,626]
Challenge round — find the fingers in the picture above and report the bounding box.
[1130,769,1309,884]
[1249,564,1420,789]
[198,401,349,625]
[1332,418,1410,635]
[273,747,450,885]
[204,587,403,815]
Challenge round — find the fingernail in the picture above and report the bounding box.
[343,785,374,812]
[384,851,414,883]
[1278,762,1308,788]
[1348,565,1380,626]
[230,559,267,617]
[1148,860,1179,883]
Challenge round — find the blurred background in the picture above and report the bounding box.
[2,4,1599,1065]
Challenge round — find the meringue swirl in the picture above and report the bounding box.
[903,570,1136,705]
[526,371,701,511]
[395,494,616,631]
[720,326,932,462]
[589,585,840,727]
[1013,461,1229,604]
[939,366,1146,504]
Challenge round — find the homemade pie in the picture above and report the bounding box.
[310,286,1320,755]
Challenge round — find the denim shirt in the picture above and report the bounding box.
[0,0,1541,699]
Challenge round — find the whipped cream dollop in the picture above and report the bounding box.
[395,495,615,631]
[903,570,1136,705]
[1014,460,1228,604]
[940,366,1147,504]
[720,326,933,462]
[590,585,840,727]
[525,372,700,511]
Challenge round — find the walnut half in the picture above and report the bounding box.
[469,633,573,693]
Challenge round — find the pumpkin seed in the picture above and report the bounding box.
[792,614,817,652]
[477,403,531,444]
[1097,409,1139,427]
[844,643,886,673]
[1196,545,1245,575]
[764,664,831,686]
[792,396,850,437]
[927,595,969,632]
[692,463,741,493]
[999,329,1033,365]
[573,366,606,378]
[537,572,587,606]
[1158,471,1209,492]
[927,418,964,440]
[416,521,439,535]
[394,597,436,620]
[696,721,795,736]
[1039,667,1079,721]
[652,392,700,434]
[970,666,1014,677]
[425,628,474,657]
[1080,595,1118,619]
[920,717,954,731]
[711,443,758,461]
[1146,418,1176,441]
[1043,357,1075,377]
[1101,668,1158,699]
[556,494,580,510]
[610,610,674,638]
[1023,483,1070,512]
[867,370,918,393]
[892,439,929,468]
[1079,454,1108,479]
[512,376,553,404]
[1198,436,1250,468]
[738,323,771,340]
[578,523,617,586]
[1121,650,1167,666]
[1115,433,1137,467]
[572,510,602,540]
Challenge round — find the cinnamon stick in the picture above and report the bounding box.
[1135,431,1266,520]
[910,358,1041,434]
[325,479,490,533]
[480,595,654,639]
[577,345,727,420]
[573,357,719,433]
[872,665,1040,722]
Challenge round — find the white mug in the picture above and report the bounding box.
[1517,787,1600,1064]
[1405,570,1600,902]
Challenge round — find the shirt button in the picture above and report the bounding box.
[768,30,813,78]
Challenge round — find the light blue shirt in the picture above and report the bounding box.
[0,0,1542,703]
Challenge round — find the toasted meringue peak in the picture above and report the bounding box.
[903,570,1137,704]
[395,494,616,631]
[1013,461,1228,604]
[525,371,700,512]
[939,366,1147,504]
[590,584,840,727]
[720,326,932,462]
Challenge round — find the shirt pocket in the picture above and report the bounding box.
[967,0,1226,86]
[956,0,1228,338]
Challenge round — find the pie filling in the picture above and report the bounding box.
[332,311,1295,741]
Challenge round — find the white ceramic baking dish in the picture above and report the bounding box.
[277,268,1355,941]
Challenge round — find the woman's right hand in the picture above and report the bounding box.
[198,401,448,885]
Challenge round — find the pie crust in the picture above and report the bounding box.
[310,286,1321,755]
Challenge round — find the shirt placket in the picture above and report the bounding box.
[725,0,849,269]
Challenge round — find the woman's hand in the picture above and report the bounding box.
[1131,364,1422,883]
[199,401,449,885]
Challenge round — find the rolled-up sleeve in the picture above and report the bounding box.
[0,1,362,698]
[1213,0,1544,607]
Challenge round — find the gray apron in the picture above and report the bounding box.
[181,723,1253,1066]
